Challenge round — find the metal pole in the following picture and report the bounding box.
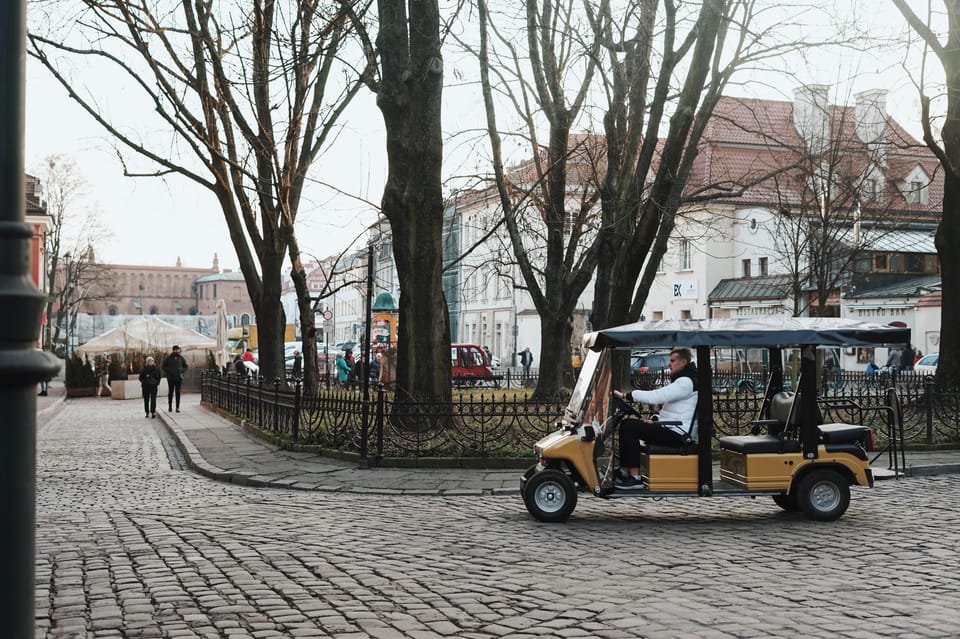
[0,4,61,636]
[359,244,374,467]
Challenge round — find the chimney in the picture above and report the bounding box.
[855,89,888,166]
[793,84,830,155]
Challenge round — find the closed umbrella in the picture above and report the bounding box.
[215,299,230,369]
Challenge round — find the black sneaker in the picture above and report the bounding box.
[616,475,647,490]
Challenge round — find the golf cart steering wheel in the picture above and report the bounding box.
[612,391,644,418]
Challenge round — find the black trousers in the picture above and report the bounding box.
[168,379,182,409]
[143,386,157,415]
[619,418,686,467]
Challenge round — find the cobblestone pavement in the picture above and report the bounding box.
[36,398,960,638]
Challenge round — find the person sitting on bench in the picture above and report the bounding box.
[613,347,698,487]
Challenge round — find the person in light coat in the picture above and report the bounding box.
[613,347,699,487]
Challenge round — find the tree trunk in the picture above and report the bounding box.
[936,167,960,389]
[376,0,451,401]
[535,311,574,398]
[254,246,286,384]
[288,245,319,395]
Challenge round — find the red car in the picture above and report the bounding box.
[451,343,500,386]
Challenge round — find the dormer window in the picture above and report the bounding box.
[901,166,930,205]
[907,180,927,204]
[861,178,878,201]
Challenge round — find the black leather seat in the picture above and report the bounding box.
[719,434,802,454]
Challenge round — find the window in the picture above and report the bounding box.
[873,254,888,271]
[233,286,241,303]
[908,180,928,204]
[742,259,751,278]
[906,254,924,273]
[213,283,218,298]
[680,310,692,320]
[657,254,666,273]
[861,178,878,201]
[759,257,768,276]
[680,240,691,271]
[108,305,118,316]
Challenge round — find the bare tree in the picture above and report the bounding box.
[470,0,825,396]
[28,0,372,385]
[38,155,116,353]
[348,0,452,401]
[892,0,960,388]
[473,0,603,399]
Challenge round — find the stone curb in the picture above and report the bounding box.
[157,413,525,497]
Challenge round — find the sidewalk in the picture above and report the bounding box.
[45,390,960,495]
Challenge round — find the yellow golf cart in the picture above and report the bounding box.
[520,317,907,523]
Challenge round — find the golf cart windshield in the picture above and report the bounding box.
[565,349,607,426]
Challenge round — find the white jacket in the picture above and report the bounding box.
[629,376,698,440]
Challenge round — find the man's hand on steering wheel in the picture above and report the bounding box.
[612,390,643,418]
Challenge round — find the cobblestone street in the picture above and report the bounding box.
[36,398,960,638]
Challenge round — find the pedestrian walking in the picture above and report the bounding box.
[139,356,161,418]
[162,344,189,412]
[520,346,534,378]
[901,343,915,371]
[335,349,352,387]
[96,358,110,397]
[291,349,302,379]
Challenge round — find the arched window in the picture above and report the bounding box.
[240,312,251,325]
[108,305,118,316]
[150,305,159,315]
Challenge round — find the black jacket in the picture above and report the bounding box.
[139,365,161,388]
[162,352,188,381]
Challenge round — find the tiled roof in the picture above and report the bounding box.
[688,96,943,215]
[449,93,944,218]
[708,274,794,302]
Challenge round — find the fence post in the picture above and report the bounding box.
[925,377,934,444]
[375,384,385,466]
[293,379,301,443]
[273,377,280,433]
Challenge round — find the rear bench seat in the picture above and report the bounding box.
[719,424,870,459]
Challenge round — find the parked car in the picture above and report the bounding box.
[914,353,938,375]
[630,350,671,390]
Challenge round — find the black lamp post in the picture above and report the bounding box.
[63,251,72,356]
[0,2,62,635]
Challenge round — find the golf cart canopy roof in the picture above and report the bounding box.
[584,317,910,350]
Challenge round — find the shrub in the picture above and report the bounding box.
[64,354,97,388]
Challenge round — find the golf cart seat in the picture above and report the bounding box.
[638,420,697,455]
[719,391,802,454]
[748,391,799,436]
[818,423,872,460]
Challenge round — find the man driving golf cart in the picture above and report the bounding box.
[613,347,698,488]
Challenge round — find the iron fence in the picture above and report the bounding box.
[200,369,960,463]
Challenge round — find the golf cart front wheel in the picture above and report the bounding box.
[796,469,850,521]
[523,469,577,523]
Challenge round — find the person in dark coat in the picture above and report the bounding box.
[901,344,915,371]
[162,345,189,412]
[139,356,161,418]
[291,349,302,379]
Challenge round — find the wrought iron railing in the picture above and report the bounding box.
[200,369,960,463]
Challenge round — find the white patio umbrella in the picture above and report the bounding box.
[215,299,230,369]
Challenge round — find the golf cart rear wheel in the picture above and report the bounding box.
[796,469,850,521]
[523,469,577,523]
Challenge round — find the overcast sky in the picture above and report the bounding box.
[24,1,940,272]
